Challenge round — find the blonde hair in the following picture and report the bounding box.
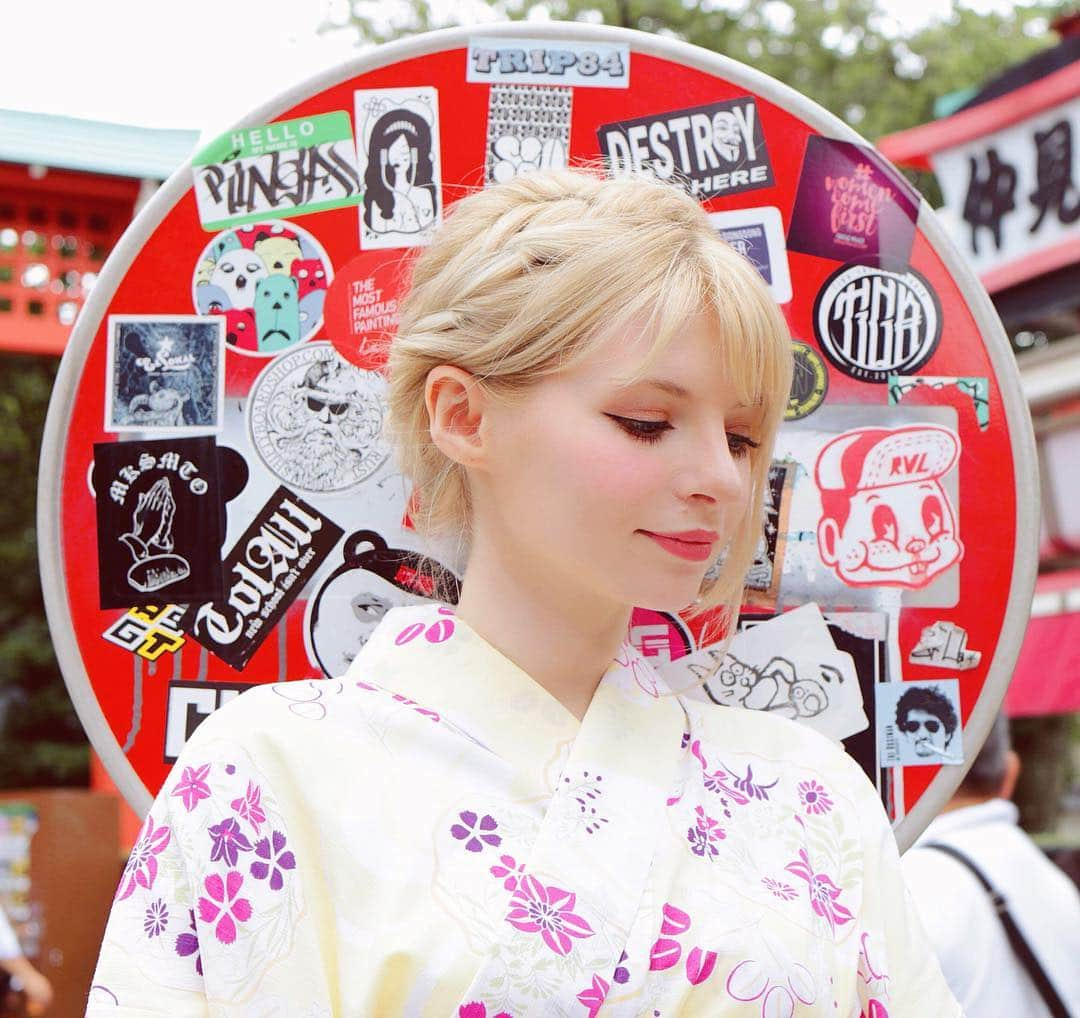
[387,168,792,620]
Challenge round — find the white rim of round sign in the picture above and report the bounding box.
[37,21,1039,849]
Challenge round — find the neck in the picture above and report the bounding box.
[454,530,631,722]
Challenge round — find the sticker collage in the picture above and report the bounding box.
[71,35,1011,819]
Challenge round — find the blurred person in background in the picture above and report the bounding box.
[902,714,1080,1017]
[0,902,52,1015]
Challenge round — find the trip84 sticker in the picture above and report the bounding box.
[813,262,942,383]
[468,37,628,88]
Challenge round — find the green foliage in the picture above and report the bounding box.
[0,355,89,789]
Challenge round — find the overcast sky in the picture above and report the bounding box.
[3,0,1029,140]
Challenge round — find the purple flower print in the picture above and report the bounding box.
[175,909,202,976]
[450,811,502,853]
[458,1004,512,1018]
[208,817,253,867]
[505,875,595,956]
[686,806,725,860]
[613,949,631,984]
[785,849,854,935]
[761,877,798,901]
[577,973,610,1017]
[726,762,779,801]
[230,780,266,833]
[250,830,296,891]
[798,779,834,815]
[490,854,525,892]
[171,763,212,813]
[690,741,749,805]
[116,816,171,901]
[143,898,169,938]
[198,870,252,945]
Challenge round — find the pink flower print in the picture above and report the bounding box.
[577,973,610,1017]
[797,779,834,815]
[174,909,202,975]
[143,898,169,938]
[649,937,682,971]
[450,811,502,853]
[686,806,725,860]
[505,875,595,956]
[686,946,718,986]
[250,830,295,891]
[660,902,691,936]
[862,1003,889,1018]
[458,1004,511,1018]
[116,816,171,901]
[690,741,749,805]
[761,876,798,901]
[490,854,525,892]
[784,849,854,935]
[230,780,266,833]
[208,817,253,867]
[171,763,212,813]
[198,870,252,945]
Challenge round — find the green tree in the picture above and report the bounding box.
[0,355,89,788]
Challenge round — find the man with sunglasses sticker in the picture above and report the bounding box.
[895,685,962,764]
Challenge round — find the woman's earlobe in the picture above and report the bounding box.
[425,365,486,467]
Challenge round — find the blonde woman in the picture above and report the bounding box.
[87,170,959,1017]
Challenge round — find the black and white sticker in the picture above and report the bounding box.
[164,680,251,762]
[708,206,791,303]
[598,97,773,200]
[813,262,942,384]
[486,85,572,185]
[468,37,628,88]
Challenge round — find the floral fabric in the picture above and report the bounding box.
[88,604,960,1017]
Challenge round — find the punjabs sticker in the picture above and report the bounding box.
[354,87,443,251]
[876,679,963,767]
[192,219,333,357]
[467,37,629,88]
[180,487,345,672]
[105,316,225,433]
[191,111,362,231]
[786,135,919,269]
[485,85,572,185]
[597,96,774,200]
[92,437,226,609]
[812,261,942,383]
[786,341,829,420]
[708,206,792,304]
[247,342,389,494]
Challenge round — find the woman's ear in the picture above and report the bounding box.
[425,365,487,468]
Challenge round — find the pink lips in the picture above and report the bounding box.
[640,529,719,562]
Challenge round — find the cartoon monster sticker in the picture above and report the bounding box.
[815,425,963,589]
[254,275,301,354]
[210,248,268,310]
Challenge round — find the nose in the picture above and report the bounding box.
[677,429,747,506]
[906,537,927,555]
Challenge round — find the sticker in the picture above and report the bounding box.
[744,460,796,609]
[708,206,792,303]
[485,84,572,184]
[467,37,629,88]
[180,486,345,672]
[192,220,333,357]
[247,342,389,494]
[888,374,990,431]
[815,424,963,590]
[323,249,411,371]
[786,340,829,420]
[786,135,919,268]
[909,620,981,670]
[813,261,942,383]
[92,437,226,609]
[105,316,225,433]
[598,96,774,200]
[877,679,963,766]
[0,805,40,957]
[191,111,362,231]
[659,603,869,742]
[102,604,186,661]
[628,607,694,666]
[164,680,250,762]
[304,530,460,678]
[354,87,442,250]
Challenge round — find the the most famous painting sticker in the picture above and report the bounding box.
[191,220,332,357]
[485,85,572,184]
[597,96,774,200]
[247,342,389,494]
[787,136,919,269]
[105,316,225,432]
[93,437,226,609]
[354,87,443,250]
[815,424,963,590]
[876,679,963,766]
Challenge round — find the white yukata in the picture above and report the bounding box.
[88,604,960,1017]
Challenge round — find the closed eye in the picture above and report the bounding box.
[605,414,673,443]
[727,433,760,458]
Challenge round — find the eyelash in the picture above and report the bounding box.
[606,414,761,456]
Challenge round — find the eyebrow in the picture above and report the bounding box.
[623,377,691,399]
